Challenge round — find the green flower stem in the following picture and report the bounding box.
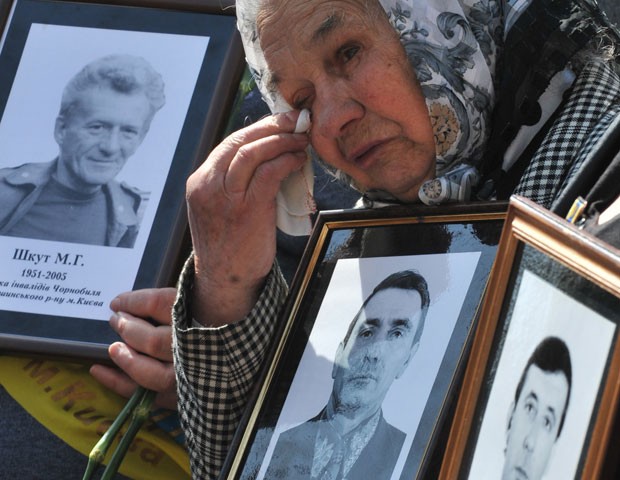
[100,387,156,480]
[82,387,154,480]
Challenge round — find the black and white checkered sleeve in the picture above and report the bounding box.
[515,60,620,207]
[171,254,288,479]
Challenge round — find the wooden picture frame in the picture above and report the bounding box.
[440,196,620,480]
[0,0,244,361]
[221,201,508,480]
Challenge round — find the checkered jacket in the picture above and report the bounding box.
[515,61,620,207]
[172,256,288,479]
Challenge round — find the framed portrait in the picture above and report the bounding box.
[440,196,620,480]
[220,201,508,480]
[0,0,244,360]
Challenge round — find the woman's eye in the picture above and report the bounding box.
[293,96,310,110]
[339,45,360,63]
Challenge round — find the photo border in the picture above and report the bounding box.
[440,195,620,479]
[221,201,508,480]
[0,0,244,362]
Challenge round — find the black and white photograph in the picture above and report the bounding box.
[0,0,220,323]
[250,252,481,479]
[467,268,616,480]
[440,197,620,480]
[0,50,166,249]
[220,204,508,480]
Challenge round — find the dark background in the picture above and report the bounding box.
[599,0,620,25]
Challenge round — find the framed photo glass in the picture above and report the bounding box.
[0,0,243,360]
[222,202,507,480]
[441,196,620,480]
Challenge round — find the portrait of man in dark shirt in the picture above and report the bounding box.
[0,54,165,248]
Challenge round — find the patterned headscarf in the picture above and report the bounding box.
[235,0,502,233]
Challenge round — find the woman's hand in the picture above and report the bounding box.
[90,288,177,410]
[187,111,309,326]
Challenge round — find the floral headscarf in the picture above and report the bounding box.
[380,0,501,172]
[235,0,502,233]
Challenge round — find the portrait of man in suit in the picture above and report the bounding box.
[266,269,430,479]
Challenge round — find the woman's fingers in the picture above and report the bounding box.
[110,288,176,326]
[108,310,173,362]
[224,134,308,197]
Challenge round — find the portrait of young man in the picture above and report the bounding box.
[501,336,572,480]
[0,54,165,248]
[468,269,617,479]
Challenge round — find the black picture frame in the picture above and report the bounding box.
[441,196,620,479]
[0,0,244,361]
[221,201,508,480]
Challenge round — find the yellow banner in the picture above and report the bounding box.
[0,355,190,480]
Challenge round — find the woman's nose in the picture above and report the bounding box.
[312,80,364,139]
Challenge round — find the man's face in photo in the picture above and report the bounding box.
[502,364,570,480]
[332,287,422,414]
[55,86,152,192]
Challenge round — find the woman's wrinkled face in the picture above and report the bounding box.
[259,0,436,202]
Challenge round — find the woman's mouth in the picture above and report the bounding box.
[348,139,391,169]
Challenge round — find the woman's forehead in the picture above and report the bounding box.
[258,0,390,87]
[257,0,382,41]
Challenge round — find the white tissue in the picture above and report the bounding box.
[294,109,311,133]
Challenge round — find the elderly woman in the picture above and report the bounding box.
[108,0,619,478]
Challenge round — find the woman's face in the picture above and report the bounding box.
[259,0,436,202]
